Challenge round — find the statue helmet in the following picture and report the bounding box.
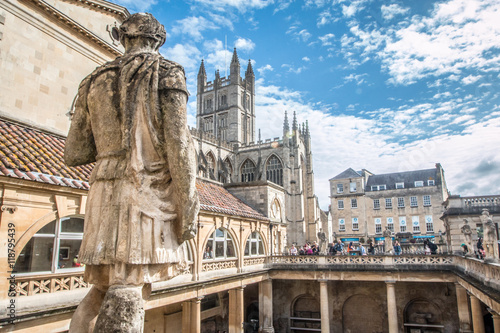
[119,13,166,48]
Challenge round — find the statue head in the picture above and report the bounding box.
[119,13,166,51]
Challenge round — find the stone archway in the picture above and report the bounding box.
[342,294,384,333]
[404,298,443,332]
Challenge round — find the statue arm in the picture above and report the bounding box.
[64,76,97,166]
[160,90,200,243]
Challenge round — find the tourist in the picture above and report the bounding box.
[461,243,468,256]
[477,237,485,259]
[203,246,213,259]
[360,244,367,256]
[368,241,375,255]
[393,241,402,255]
[424,240,431,255]
[290,244,298,256]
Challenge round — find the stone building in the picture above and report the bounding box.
[329,164,449,245]
[193,50,321,247]
[1,1,500,333]
[441,195,500,255]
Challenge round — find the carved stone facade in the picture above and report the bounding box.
[194,52,321,246]
[329,164,449,244]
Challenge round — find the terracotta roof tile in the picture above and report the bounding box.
[0,119,267,221]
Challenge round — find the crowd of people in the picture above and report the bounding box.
[461,237,485,259]
[288,239,440,256]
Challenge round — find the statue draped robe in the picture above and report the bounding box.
[65,52,194,285]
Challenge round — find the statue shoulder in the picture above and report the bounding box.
[159,58,188,94]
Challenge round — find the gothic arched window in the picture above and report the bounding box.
[241,159,255,182]
[266,155,283,186]
[206,152,215,179]
[219,158,233,183]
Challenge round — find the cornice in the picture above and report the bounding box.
[19,0,124,57]
[63,0,130,20]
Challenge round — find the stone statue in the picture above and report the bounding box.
[383,226,393,254]
[460,218,473,257]
[317,228,327,253]
[480,209,498,261]
[64,13,199,333]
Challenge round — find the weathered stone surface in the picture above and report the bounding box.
[65,12,199,332]
[93,285,144,333]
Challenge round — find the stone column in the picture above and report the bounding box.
[182,297,203,333]
[386,281,398,333]
[455,284,472,332]
[229,286,245,333]
[319,280,330,333]
[259,279,274,333]
[487,309,500,333]
[470,295,485,333]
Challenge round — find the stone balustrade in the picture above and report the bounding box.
[462,195,500,207]
[15,271,89,297]
[15,255,500,297]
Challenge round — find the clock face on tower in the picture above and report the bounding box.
[270,199,281,220]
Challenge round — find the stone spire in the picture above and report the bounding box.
[283,111,290,133]
[245,59,254,78]
[198,59,206,77]
[292,111,298,131]
[230,48,240,84]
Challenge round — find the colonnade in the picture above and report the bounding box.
[180,280,500,333]
[455,283,500,333]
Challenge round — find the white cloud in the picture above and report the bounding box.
[297,29,312,42]
[257,64,274,76]
[462,75,482,85]
[162,44,201,70]
[344,73,368,85]
[171,16,221,41]
[192,0,272,12]
[302,56,311,62]
[381,4,409,21]
[113,0,157,12]
[235,38,256,52]
[319,33,335,46]
[340,0,500,86]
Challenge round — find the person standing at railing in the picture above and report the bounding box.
[368,241,375,255]
[393,241,402,255]
[424,240,431,255]
[289,244,298,255]
[477,237,485,259]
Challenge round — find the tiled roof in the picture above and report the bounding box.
[196,181,268,221]
[366,168,439,191]
[329,168,362,181]
[0,119,267,221]
[0,120,91,189]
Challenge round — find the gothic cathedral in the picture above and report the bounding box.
[191,48,324,251]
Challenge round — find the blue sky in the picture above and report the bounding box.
[112,0,500,209]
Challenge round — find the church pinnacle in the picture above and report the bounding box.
[283,111,290,132]
[198,59,206,77]
[292,111,298,131]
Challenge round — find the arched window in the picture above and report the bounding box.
[206,152,215,179]
[244,232,265,256]
[266,155,283,186]
[223,158,233,183]
[241,159,255,182]
[203,228,236,260]
[15,217,84,274]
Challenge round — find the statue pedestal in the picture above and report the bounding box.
[93,285,145,333]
